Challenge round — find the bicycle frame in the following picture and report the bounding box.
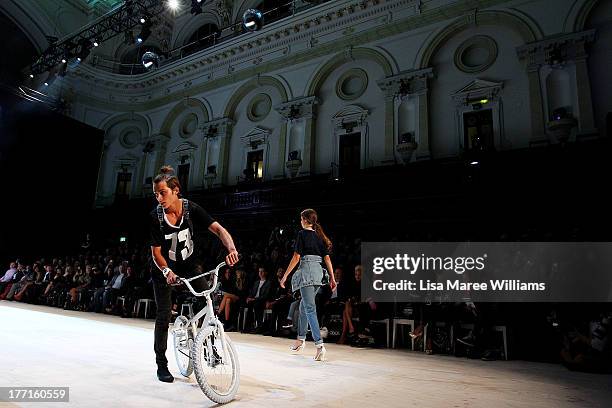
[175,261,229,362]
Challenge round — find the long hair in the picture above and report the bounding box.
[301,208,332,253]
[153,165,182,194]
[235,270,246,291]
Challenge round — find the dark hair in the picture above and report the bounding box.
[153,165,182,193]
[300,208,332,253]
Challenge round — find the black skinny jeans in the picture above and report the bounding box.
[152,266,209,367]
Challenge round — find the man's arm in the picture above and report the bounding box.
[151,246,178,284]
[208,222,239,266]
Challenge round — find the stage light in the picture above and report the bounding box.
[167,0,180,11]
[480,99,489,104]
[61,58,67,63]
[243,9,263,32]
[44,82,49,86]
[93,41,99,47]
[470,161,479,166]
[142,51,160,70]
[140,17,146,24]
[29,74,34,78]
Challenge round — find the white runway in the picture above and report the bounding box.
[1,300,611,408]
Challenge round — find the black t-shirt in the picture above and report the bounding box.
[293,229,330,257]
[150,200,215,269]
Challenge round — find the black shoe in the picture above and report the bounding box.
[481,349,499,361]
[157,366,174,383]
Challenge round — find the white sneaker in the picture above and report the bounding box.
[314,344,327,361]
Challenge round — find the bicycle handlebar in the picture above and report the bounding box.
[176,261,226,297]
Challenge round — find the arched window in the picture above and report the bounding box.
[119,46,162,75]
[182,23,220,57]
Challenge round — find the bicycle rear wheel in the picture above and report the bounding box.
[172,316,194,377]
[192,328,240,403]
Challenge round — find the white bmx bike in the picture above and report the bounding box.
[171,261,240,404]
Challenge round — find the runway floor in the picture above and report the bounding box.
[1,300,610,408]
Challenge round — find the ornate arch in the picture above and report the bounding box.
[159,98,211,136]
[0,1,57,52]
[223,75,290,119]
[415,9,543,69]
[570,0,602,31]
[305,47,395,97]
[100,112,151,139]
[172,12,221,49]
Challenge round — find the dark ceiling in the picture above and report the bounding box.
[0,11,37,87]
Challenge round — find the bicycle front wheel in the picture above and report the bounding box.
[192,328,240,404]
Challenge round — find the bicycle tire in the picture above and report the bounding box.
[192,328,240,404]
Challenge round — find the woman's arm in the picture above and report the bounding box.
[280,252,301,288]
[323,255,336,290]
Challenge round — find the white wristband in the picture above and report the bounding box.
[162,267,171,278]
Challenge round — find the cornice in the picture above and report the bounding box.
[66,0,509,112]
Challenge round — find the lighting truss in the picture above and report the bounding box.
[30,0,165,75]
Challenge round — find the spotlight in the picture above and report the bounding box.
[140,17,146,24]
[190,0,202,15]
[29,74,34,78]
[141,51,160,70]
[44,82,49,86]
[243,9,263,32]
[93,40,99,47]
[167,0,180,11]
[61,58,67,63]
[470,161,480,166]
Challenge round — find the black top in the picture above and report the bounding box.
[293,229,330,257]
[149,200,215,268]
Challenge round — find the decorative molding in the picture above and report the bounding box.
[336,68,369,101]
[172,141,198,154]
[454,35,498,74]
[275,96,319,121]
[201,117,234,138]
[65,0,513,112]
[240,126,271,148]
[377,67,433,99]
[516,29,596,69]
[246,93,272,122]
[451,79,503,107]
[332,104,369,131]
[112,152,139,167]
